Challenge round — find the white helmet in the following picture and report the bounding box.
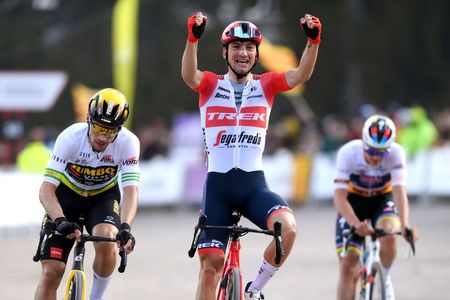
[362,114,396,150]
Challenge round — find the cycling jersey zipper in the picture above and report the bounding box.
[233,102,241,170]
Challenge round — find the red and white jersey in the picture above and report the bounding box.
[44,123,140,197]
[194,71,292,173]
[334,140,407,197]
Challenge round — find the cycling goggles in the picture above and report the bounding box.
[364,146,389,157]
[229,26,258,40]
[90,121,120,138]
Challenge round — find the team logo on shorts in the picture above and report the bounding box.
[50,247,63,259]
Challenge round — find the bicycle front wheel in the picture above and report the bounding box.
[367,262,386,300]
[223,268,241,300]
[354,268,367,300]
[64,271,85,300]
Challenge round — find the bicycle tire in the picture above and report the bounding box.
[367,262,386,300]
[65,272,85,300]
[224,268,241,300]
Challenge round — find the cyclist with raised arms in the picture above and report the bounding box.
[333,114,419,300]
[182,11,321,300]
[34,88,140,300]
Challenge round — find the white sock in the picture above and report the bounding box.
[90,272,112,300]
[380,264,391,279]
[248,259,279,292]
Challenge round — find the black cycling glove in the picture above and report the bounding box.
[54,217,80,237]
[116,223,136,250]
[301,15,322,44]
[187,14,206,42]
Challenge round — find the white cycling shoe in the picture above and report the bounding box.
[244,282,265,300]
[384,275,395,300]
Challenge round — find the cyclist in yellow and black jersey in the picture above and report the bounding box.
[34,88,140,300]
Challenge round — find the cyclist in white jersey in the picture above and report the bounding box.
[333,114,419,300]
[182,11,321,300]
[34,88,140,300]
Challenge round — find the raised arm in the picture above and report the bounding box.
[181,12,208,89]
[285,14,322,88]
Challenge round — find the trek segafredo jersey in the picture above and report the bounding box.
[334,140,407,197]
[44,123,140,197]
[194,71,292,173]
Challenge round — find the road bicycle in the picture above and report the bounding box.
[33,218,127,300]
[341,224,415,300]
[188,211,284,300]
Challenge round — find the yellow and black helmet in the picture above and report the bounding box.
[88,88,129,128]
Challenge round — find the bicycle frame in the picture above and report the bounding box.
[188,212,284,300]
[356,235,383,300]
[63,238,89,300]
[33,220,128,300]
[342,226,415,300]
[217,237,243,300]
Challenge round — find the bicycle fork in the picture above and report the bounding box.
[217,239,243,300]
[63,243,87,300]
[358,240,381,300]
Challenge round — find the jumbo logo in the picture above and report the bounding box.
[205,106,267,128]
[66,163,118,185]
[68,164,117,176]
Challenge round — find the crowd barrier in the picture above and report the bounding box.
[2,146,450,228]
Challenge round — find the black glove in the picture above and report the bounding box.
[187,14,207,42]
[54,217,80,237]
[301,15,322,44]
[116,223,136,250]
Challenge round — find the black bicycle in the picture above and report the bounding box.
[33,218,127,300]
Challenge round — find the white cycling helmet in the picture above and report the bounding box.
[362,114,396,150]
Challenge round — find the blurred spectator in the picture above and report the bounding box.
[16,126,52,173]
[138,117,170,160]
[1,111,26,165]
[266,116,301,155]
[346,115,365,141]
[432,108,450,145]
[396,106,438,157]
[296,120,322,154]
[359,103,377,119]
[320,114,348,153]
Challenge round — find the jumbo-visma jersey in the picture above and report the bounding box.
[44,123,140,197]
[194,71,292,173]
[334,140,407,197]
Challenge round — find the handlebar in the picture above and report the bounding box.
[33,228,128,273]
[342,225,416,257]
[188,213,285,265]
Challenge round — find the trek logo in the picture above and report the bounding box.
[205,106,267,128]
[198,239,223,250]
[213,130,262,147]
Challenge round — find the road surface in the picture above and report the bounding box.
[2,201,449,299]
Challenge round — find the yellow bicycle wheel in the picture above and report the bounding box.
[64,270,86,300]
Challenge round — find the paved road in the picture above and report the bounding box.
[2,201,449,299]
